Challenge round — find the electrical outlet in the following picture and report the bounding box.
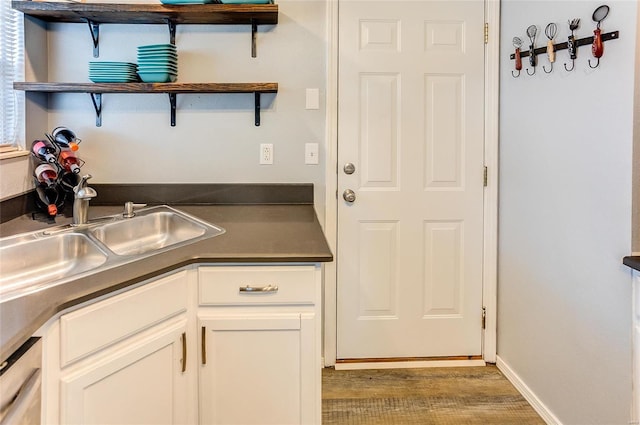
[260,143,273,165]
[305,143,319,165]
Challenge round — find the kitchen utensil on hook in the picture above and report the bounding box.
[565,18,580,71]
[526,25,538,75]
[512,37,523,77]
[543,23,557,73]
[589,4,609,68]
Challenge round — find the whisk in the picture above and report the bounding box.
[543,23,557,73]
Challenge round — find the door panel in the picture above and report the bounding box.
[337,0,485,359]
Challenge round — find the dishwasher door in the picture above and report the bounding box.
[0,337,42,425]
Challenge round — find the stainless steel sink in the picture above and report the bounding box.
[0,205,224,302]
[90,207,220,256]
[0,233,108,295]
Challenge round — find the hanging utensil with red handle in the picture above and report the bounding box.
[589,5,609,68]
[512,37,522,78]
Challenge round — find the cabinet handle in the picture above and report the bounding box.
[201,326,207,365]
[239,284,279,293]
[181,332,187,373]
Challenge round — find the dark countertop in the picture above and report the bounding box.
[0,204,333,363]
[623,256,640,272]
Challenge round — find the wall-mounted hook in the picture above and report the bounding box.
[589,5,609,70]
[544,23,557,74]
[526,25,538,76]
[512,37,523,79]
[565,18,580,72]
[564,60,575,72]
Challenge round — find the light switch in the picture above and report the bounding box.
[305,88,320,110]
[305,143,319,165]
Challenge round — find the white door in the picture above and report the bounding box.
[337,0,486,359]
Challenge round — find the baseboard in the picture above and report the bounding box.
[334,359,486,370]
[496,356,562,425]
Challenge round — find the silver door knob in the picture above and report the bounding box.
[343,163,356,175]
[343,189,356,203]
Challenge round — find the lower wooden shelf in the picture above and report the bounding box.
[13,82,278,127]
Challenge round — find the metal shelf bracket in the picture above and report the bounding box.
[251,20,258,58]
[85,19,100,58]
[254,92,261,126]
[89,93,103,127]
[169,93,177,126]
[167,20,177,45]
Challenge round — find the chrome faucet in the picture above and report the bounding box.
[72,174,97,226]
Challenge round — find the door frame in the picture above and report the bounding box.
[323,0,500,366]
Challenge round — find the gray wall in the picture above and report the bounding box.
[634,6,640,253]
[498,1,636,423]
[26,1,327,221]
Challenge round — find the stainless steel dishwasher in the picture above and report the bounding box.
[0,337,42,425]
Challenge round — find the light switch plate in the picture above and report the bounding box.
[305,143,319,165]
[305,88,320,110]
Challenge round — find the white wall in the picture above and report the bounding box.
[21,1,327,221]
[498,1,636,423]
[0,156,31,200]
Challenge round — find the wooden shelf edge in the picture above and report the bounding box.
[11,1,278,25]
[14,82,278,94]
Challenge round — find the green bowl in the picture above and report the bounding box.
[138,72,177,83]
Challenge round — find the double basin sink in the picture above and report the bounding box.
[0,205,225,301]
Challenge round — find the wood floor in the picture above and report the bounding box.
[322,366,545,425]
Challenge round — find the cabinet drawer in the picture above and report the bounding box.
[60,270,188,367]
[198,265,318,306]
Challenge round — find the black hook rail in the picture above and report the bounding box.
[510,30,619,61]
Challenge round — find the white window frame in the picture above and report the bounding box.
[0,3,25,158]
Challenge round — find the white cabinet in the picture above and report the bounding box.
[61,317,189,425]
[44,269,193,425]
[41,264,322,425]
[198,265,322,425]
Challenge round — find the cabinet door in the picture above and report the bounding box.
[60,318,189,425]
[199,313,317,425]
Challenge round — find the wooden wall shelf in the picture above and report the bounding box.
[12,1,278,57]
[11,1,279,126]
[11,1,278,25]
[14,82,278,127]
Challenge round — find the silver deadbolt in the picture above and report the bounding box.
[343,189,356,203]
[343,163,356,175]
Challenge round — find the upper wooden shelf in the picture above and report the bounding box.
[13,82,278,94]
[11,1,278,25]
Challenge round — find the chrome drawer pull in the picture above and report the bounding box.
[239,284,279,293]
